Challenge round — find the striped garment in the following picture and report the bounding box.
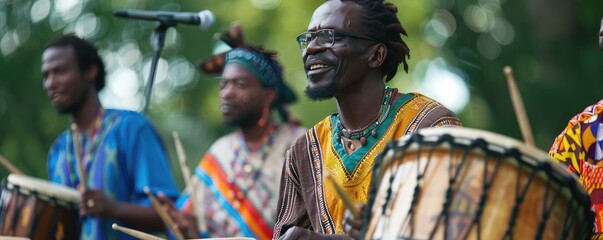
[176,123,306,240]
[273,91,463,238]
[549,99,603,234]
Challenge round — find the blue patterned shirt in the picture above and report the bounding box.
[48,109,179,240]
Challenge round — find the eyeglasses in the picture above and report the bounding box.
[296,29,378,51]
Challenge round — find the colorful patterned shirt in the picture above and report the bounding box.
[549,99,603,233]
[48,109,179,240]
[273,91,463,238]
[175,123,306,240]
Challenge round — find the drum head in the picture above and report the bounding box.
[6,174,80,205]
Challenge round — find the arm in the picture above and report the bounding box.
[80,190,165,231]
[280,227,351,240]
[273,146,311,239]
[117,113,180,231]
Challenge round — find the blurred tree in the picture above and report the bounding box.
[430,0,603,149]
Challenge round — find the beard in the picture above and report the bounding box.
[56,90,89,115]
[223,109,263,130]
[304,76,337,101]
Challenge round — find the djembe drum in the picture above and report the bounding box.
[0,174,80,239]
[361,128,593,240]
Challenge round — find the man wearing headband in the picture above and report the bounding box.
[273,0,463,239]
[549,17,603,237]
[159,25,305,239]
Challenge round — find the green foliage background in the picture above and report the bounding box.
[0,0,601,189]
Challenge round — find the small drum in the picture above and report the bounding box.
[0,174,80,239]
[361,128,593,240]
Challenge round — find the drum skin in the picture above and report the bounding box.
[361,128,593,240]
[0,174,80,239]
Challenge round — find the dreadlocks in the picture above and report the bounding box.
[340,0,410,82]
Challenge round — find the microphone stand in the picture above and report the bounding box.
[143,16,176,113]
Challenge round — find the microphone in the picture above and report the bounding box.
[114,9,216,29]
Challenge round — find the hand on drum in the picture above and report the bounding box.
[344,203,364,240]
[80,188,117,218]
[156,193,201,238]
[280,226,314,240]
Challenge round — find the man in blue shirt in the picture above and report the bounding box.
[43,34,179,239]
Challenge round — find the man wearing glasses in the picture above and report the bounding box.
[273,0,462,239]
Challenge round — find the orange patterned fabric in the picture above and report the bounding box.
[550,99,603,233]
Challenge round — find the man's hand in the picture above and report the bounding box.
[280,227,353,240]
[157,193,201,238]
[280,226,314,240]
[344,203,365,240]
[80,188,117,218]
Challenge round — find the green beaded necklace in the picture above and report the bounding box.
[335,86,397,149]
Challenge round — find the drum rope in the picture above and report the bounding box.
[503,149,538,239]
[534,171,563,240]
[461,139,504,240]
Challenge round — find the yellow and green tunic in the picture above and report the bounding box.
[273,91,462,238]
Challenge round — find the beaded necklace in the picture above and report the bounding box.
[70,107,105,184]
[229,122,277,201]
[335,86,396,150]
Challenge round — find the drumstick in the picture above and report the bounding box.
[172,131,192,188]
[143,187,185,240]
[503,66,535,147]
[112,223,166,240]
[172,131,205,232]
[324,171,360,219]
[71,124,87,189]
[0,154,23,175]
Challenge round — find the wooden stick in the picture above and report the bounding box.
[324,171,360,219]
[71,124,87,188]
[172,131,205,232]
[172,131,192,188]
[0,154,23,175]
[503,66,535,147]
[143,187,185,240]
[112,223,166,240]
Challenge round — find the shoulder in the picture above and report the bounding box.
[405,93,463,128]
[105,109,159,134]
[276,123,307,140]
[209,132,237,150]
[567,100,603,127]
[49,130,70,154]
[551,100,603,145]
[106,109,151,125]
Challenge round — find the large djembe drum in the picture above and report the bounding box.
[0,174,80,239]
[361,128,593,240]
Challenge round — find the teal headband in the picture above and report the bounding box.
[224,48,296,106]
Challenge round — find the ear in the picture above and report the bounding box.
[263,88,277,107]
[367,43,387,68]
[85,65,99,85]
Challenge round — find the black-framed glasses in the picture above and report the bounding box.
[296,29,378,51]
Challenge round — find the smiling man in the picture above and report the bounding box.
[273,0,462,239]
[43,34,179,239]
